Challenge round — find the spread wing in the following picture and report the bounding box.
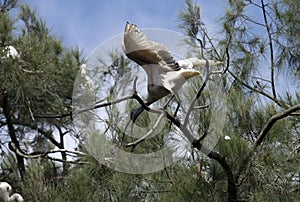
[122,22,180,70]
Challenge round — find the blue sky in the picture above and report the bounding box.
[15,0,228,151]
[21,0,227,56]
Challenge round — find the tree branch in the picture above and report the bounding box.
[9,141,86,159]
[261,0,276,99]
[254,103,300,148]
[228,69,285,108]
[162,109,237,201]
[125,112,164,147]
[120,92,237,201]
[236,103,300,182]
[12,120,62,148]
[2,94,25,179]
[183,59,211,127]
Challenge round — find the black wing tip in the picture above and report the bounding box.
[125,22,138,32]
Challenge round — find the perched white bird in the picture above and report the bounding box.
[122,22,221,121]
[7,193,23,202]
[1,46,20,59]
[0,182,24,202]
[80,64,95,90]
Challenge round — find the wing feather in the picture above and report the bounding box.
[123,22,179,70]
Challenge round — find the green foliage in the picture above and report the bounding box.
[178,0,201,42]
[0,12,13,44]
[273,0,300,75]
[177,0,300,200]
[0,0,299,201]
[1,0,81,194]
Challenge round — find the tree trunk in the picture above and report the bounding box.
[2,94,25,180]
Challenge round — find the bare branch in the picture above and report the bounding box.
[198,25,221,60]
[193,104,209,110]
[133,76,138,92]
[287,144,300,160]
[72,95,133,117]
[228,69,286,108]
[126,112,164,147]
[9,141,86,159]
[242,15,266,27]
[237,103,300,182]
[252,76,272,83]
[254,103,300,148]
[36,76,141,119]
[20,67,43,74]
[223,47,230,75]
[261,0,276,99]
[183,59,211,127]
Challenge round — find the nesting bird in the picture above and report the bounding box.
[0,182,23,202]
[123,22,220,122]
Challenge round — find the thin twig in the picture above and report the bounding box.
[228,69,285,108]
[261,0,276,99]
[72,95,132,117]
[193,104,209,110]
[9,142,86,159]
[252,76,272,83]
[287,145,300,160]
[133,76,138,92]
[183,59,211,127]
[35,77,140,119]
[198,26,221,60]
[126,112,164,147]
[242,15,266,27]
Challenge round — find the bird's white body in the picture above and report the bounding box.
[1,46,20,59]
[163,68,199,96]
[8,194,23,202]
[0,182,24,202]
[122,22,221,120]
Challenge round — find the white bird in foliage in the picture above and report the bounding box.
[122,22,221,121]
[0,182,24,202]
[1,46,20,59]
